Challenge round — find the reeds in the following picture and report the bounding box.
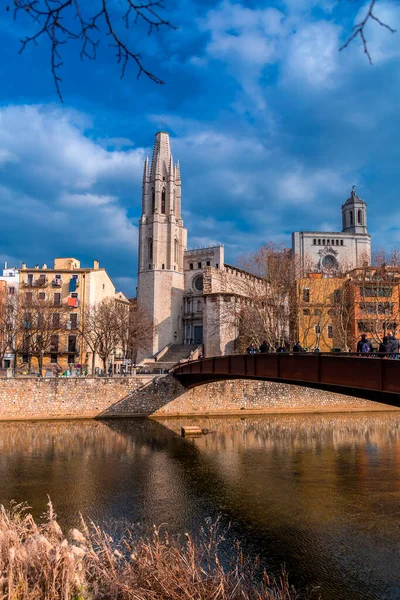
[0,500,321,600]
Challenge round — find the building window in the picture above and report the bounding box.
[350,211,353,226]
[54,293,61,307]
[152,188,155,213]
[38,292,46,301]
[327,239,330,245]
[27,274,34,286]
[340,240,344,246]
[216,263,219,269]
[303,288,310,302]
[70,314,78,329]
[328,309,335,316]
[315,325,321,334]
[193,275,204,292]
[327,325,333,338]
[314,308,322,316]
[71,293,78,299]
[334,289,341,303]
[206,261,210,266]
[331,239,335,245]
[358,210,362,225]
[161,188,166,214]
[148,239,153,261]
[25,292,33,304]
[303,308,310,315]
[68,335,77,353]
[50,334,59,352]
[313,239,316,245]
[8,287,15,296]
[198,262,202,269]
[162,263,165,269]
[50,354,58,363]
[52,313,60,328]
[189,263,193,270]
[322,239,326,245]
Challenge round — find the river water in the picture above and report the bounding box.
[0,413,400,599]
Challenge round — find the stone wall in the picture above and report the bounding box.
[0,375,397,421]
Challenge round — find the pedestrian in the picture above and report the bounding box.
[293,341,303,353]
[387,331,399,359]
[356,334,373,355]
[276,343,286,353]
[379,336,390,357]
[259,340,270,353]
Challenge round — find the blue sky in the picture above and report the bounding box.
[0,0,400,295]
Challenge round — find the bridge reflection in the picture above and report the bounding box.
[172,353,400,406]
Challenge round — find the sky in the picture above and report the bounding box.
[0,0,400,296]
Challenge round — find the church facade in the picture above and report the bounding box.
[292,187,371,274]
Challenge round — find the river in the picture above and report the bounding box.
[0,413,399,599]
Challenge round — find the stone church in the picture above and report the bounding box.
[137,131,262,362]
[137,132,372,362]
[292,186,371,274]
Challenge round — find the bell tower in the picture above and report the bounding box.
[342,186,368,235]
[137,132,187,361]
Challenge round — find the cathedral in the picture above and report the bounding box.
[292,186,371,273]
[137,132,372,362]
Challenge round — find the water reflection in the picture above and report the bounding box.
[0,413,400,599]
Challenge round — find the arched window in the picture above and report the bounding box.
[161,188,166,214]
[358,209,362,225]
[350,210,353,226]
[151,188,155,213]
[148,239,153,261]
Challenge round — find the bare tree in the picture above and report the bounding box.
[340,0,396,64]
[16,288,67,374]
[79,298,120,373]
[114,299,152,364]
[10,1,176,101]
[0,287,18,367]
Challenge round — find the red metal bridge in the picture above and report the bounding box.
[171,353,400,407]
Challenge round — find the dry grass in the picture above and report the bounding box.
[0,500,322,600]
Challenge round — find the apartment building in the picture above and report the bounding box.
[18,258,115,371]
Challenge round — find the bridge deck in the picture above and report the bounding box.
[172,354,400,407]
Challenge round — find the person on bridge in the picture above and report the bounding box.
[293,341,303,353]
[379,336,390,356]
[276,343,287,353]
[259,340,270,353]
[246,343,259,355]
[386,331,399,359]
[357,334,373,355]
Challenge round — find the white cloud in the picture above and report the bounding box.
[0,105,143,295]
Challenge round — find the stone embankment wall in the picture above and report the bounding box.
[0,375,397,421]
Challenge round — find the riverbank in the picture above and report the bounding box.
[0,501,321,600]
[0,375,397,421]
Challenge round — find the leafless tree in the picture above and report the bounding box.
[0,288,18,367]
[10,1,176,101]
[16,288,67,373]
[114,299,152,364]
[340,0,396,64]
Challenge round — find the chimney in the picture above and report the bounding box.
[34,264,39,270]
[42,264,47,269]
[93,260,99,270]
[4,260,8,270]
[21,262,26,270]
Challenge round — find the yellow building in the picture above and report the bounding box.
[18,258,116,372]
[296,274,346,352]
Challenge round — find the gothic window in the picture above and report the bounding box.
[161,188,166,214]
[318,239,321,245]
[322,239,326,245]
[313,239,316,245]
[148,239,153,261]
[358,210,362,225]
[350,211,353,226]
[152,188,155,213]
[340,240,344,246]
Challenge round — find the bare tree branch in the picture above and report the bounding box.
[340,0,396,64]
[12,0,176,101]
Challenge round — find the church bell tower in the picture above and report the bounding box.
[342,186,368,235]
[137,132,187,361]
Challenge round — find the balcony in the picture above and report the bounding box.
[52,279,62,288]
[35,276,48,287]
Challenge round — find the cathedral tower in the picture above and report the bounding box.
[137,132,187,361]
[342,186,368,235]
